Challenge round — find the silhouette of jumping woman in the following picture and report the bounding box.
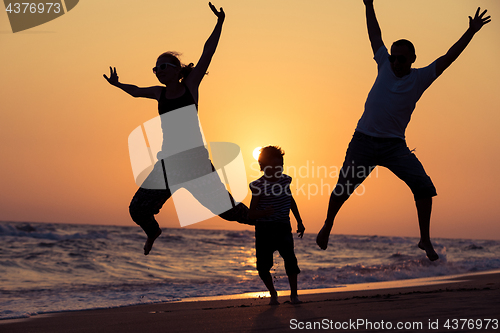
[104,2,252,255]
[316,1,491,261]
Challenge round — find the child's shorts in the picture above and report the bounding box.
[255,221,300,276]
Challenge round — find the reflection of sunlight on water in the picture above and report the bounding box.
[5,222,500,320]
[226,248,258,277]
[241,250,256,266]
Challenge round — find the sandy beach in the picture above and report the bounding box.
[1,270,499,333]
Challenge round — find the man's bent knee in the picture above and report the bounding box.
[330,184,352,202]
[412,185,437,201]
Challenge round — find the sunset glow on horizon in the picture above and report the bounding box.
[1,0,499,240]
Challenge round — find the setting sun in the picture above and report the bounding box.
[252,147,262,161]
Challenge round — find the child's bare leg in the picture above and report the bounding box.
[268,294,279,305]
[144,228,162,255]
[288,274,301,304]
[260,272,279,305]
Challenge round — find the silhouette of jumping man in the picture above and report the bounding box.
[316,0,491,261]
[104,3,252,255]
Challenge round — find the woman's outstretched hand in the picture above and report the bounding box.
[103,67,119,86]
[209,2,225,22]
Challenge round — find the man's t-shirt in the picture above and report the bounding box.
[355,46,437,139]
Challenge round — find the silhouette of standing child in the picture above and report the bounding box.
[249,146,305,305]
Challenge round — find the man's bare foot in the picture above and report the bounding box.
[316,223,333,250]
[269,294,280,305]
[144,228,162,255]
[418,240,439,261]
[290,295,302,304]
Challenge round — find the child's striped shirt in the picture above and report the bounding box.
[249,174,292,222]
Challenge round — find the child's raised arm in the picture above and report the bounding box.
[103,66,161,100]
[291,197,305,238]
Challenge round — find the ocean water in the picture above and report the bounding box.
[1,220,500,320]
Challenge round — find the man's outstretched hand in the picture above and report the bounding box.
[469,7,491,33]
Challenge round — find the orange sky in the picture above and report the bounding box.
[1,0,499,240]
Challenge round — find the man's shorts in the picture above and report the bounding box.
[333,131,437,201]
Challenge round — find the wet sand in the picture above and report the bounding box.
[1,271,499,332]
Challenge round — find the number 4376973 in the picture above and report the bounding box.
[5,3,62,14]
[444,319,498,330]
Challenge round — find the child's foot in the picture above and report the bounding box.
[316,223,332,250]
[269,295,280,306]
[418,240,439,261]
[290,295,302,304]
[144,228,162,255]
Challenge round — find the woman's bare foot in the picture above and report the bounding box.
[316,223,333,250]
[144,228,162,255]
[418,240,439,261]
[290,295,302,304]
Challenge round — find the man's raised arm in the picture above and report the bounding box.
[364,0,384,55]
[435,7,491,78]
